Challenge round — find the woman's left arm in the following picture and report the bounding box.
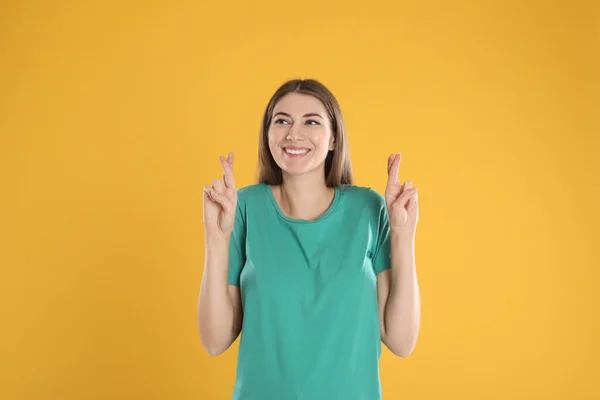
[377,235,420,357]
[378,152,421,357]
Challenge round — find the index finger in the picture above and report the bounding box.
[386,153,401,189]
[220,153,236,189]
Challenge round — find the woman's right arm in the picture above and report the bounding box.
[197,152,243,357]
[198,234,243,356]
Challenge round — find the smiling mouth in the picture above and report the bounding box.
[283,147,311,157]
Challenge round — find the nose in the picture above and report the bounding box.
[286,123,304,141]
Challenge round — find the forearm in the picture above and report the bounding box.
[198,235,237,355]
[384,232,421,356]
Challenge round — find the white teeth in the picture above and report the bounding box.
[285,148,309,155]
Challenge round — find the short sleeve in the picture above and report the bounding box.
[227,201,246,286]
[371,191,391,275]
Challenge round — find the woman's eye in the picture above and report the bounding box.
[274,119,290,125]
[306,119,320,125]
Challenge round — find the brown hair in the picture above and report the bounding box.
[257,79,354,187]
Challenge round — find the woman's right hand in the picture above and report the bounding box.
[203,152,238,240]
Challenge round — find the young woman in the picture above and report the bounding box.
[198,79,420,399]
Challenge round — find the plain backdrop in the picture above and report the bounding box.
[1,0,598,399]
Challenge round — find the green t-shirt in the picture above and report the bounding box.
[228,183,391,400]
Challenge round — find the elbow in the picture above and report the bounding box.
[198,317,240,357]
[388,341,416,358]
[384,331,419,358]
[199,325,228,357]
[200,334,228,357]
[203,342,226,357]
[394,345,415,358]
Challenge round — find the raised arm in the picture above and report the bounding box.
[198,152,243,356]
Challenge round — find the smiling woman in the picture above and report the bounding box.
[257,79,354,188]
[198,79,421,400]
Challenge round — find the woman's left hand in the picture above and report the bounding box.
[385,153,419,240]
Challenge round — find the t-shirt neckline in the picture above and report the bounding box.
[265,183,341,224]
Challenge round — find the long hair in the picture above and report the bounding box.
[257,79,354,187]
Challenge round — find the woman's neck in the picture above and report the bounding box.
[275,173,335,221]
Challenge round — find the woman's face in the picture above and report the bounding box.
[268,93,335,179]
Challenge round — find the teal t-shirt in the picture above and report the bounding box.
[228,183,392,400]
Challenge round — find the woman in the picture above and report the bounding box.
[198,79,420,399]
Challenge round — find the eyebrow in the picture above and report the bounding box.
[273,112,324,120]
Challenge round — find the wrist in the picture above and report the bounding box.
[204,233,231,271]
[390,229,414,248]
[205,231,231,248]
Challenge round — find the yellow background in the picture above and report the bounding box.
[1,0,598,399]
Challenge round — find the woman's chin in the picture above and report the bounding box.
[279,164,325,178]
[274,153,327,178]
